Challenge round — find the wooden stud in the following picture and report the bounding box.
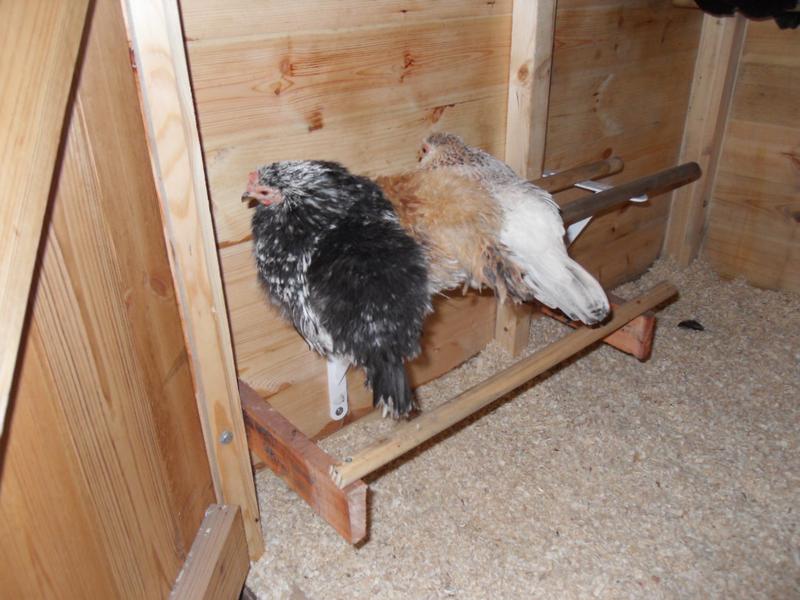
[121,0,263,558]
[539,292,656,361]
[663,14,747,265]
[170,505,249,600]
[0,0,90,435]
[241,381,368,545]
[497,0,558,356]
[331,281,678,489]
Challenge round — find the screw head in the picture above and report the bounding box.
[219,430,233,445]
[335,406,344,416]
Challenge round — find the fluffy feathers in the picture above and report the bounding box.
[246,160,430,418]
[407,132,610,325]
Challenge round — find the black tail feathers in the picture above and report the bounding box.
[368,360,415,418]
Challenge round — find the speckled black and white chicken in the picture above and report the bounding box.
[242,160,431,418]
[415,132,610,325]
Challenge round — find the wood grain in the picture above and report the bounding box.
[182,0,512,41]
[663,14,747,265]
[170,505,249,600]
[496,0,557,356]
[241,382,368,544]
[180,2,511,440]
[123,0,264,558]
[0,0,214,594]
[546,1,703,289]
[704,21,800,292]
[0,0,90,434]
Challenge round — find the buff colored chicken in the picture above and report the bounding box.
[379,132,610,325]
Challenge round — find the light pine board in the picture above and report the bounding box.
[703,20,800,292]
[0,0,90,434]
[170,505,249,600]
[181,1,510,436]
[123,0,264,558]
[662,14,747,265]
[495,0,557,357]
[546,0,703,289]
[0,0,215,595]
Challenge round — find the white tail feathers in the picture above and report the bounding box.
[524,253,609,324]
[498,186,610,325]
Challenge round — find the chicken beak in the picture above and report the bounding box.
[241,172,282,207]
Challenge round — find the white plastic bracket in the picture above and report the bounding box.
[327,356,349,420]
[541,172,648,245]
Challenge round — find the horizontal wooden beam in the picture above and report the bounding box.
[539,292,656,361]
[171,505,249,600]
[561,162,702,225]
[240,381,367,544]
[532,157,624,194]
[331,281,678,489]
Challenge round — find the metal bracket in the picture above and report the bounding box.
[541,171,648,245]
[327,356,349,420]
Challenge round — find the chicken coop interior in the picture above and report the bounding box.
[1,0,798,598]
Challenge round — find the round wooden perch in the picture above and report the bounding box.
[561,162,702,225]
[531,157,624,194]
[330,281,678,489]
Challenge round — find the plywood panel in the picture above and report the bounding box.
[546,0,702,287]
[181,3,511,438]
[0,0,214,595]
[704,21,800,292]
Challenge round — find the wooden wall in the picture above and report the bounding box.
[703,20,800,293]
[181,1,510,437]
[0,0,215,596]
[545,0,702,287]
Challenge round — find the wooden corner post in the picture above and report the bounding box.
[662,13,747,265]
[497,0,558,356]
[122,0,264,558]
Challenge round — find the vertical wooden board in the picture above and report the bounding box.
[704,21,800,292]
[171,505,249,600]
[4,104,183,600]
[546,1,703,287]
[496,0,556,356]
[663,15,746,265]
[74,0,215,547]
[123,0,264,558]
[0,0,90,434]
[0,334,120,598]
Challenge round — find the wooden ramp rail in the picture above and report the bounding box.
[330,281,677,490]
